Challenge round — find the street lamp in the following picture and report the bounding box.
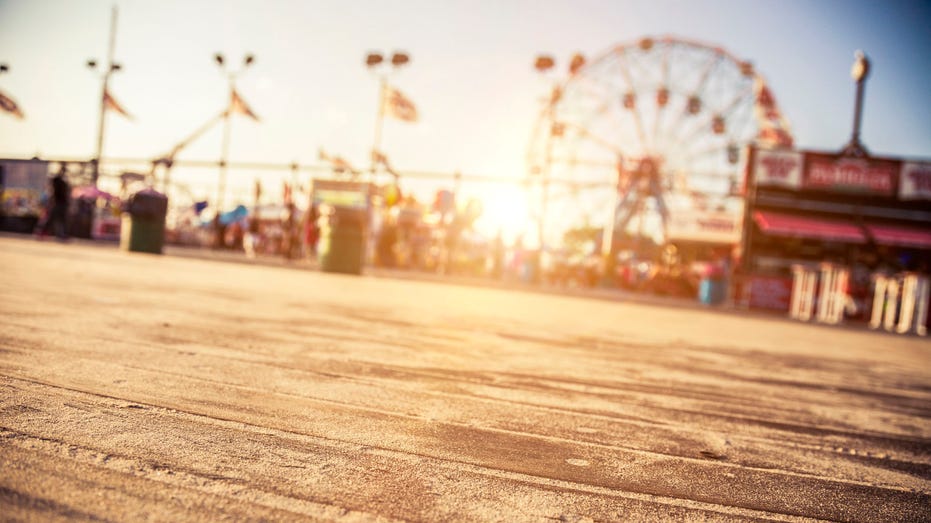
[214,52,255,219]
[87,6,121,186]
[366,51,410,179]
[842,50,871,157]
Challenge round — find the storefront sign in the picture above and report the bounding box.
[753,148,802,189]
[899,162,931,201]
[667,211,742,244]
[804,154,899,196]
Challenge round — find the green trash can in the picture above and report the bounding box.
[120,189,168,254]
[318,205,367,274]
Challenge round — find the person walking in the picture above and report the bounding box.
[38,164,70,240]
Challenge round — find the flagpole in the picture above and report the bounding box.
[218,100,232,217]
[92,6,119,186]
[212,52,256,248]
[370,76,386,183]
[365,52,409,183]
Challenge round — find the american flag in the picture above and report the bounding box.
[103,88,133,119]
[383,85,418,122]
[228,89,260,121]
[0,89,25,119]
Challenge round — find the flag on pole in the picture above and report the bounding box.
[383,85,418,122]
[319,148,360,177]
[0,89,25,119]
[229,89,260,121]
[103,88,133,119]
[371,149,400,179]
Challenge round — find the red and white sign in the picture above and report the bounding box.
[804,156,898,196]
[899,162,931,201]
[747,275,793,311]
[753,148,802,189]
[667,210,742,244]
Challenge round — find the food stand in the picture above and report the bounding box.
[0,158,50,233]
[736,146,931,332]
[666,208,742,303]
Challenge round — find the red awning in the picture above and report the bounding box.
[865,224,931,249]
[753,210,867,243]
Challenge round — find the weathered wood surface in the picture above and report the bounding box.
[1,237,929,522]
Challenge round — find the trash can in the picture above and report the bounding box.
[521,253,539,284]
[120,189,168,254]
[698,277,727,305]
[317,205,367,274]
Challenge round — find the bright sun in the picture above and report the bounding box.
[473,186,533,245]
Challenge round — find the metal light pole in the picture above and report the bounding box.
[214,52,255,216]
[87,6,121,186]
[533,53,583,257]
[842,50,871,157]
[365,51,409,182]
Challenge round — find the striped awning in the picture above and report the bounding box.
[753,211,866,243]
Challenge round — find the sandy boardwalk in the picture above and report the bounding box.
[1,236,929,522]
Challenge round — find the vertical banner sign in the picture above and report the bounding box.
[753,148,803,189]
[899,162,931,201]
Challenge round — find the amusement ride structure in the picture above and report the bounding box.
[527,36,795,252]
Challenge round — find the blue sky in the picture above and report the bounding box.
[1,0,929,237]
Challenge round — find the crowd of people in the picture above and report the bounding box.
[25,169,726,298]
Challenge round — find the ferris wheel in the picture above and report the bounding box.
[527,36,794,247]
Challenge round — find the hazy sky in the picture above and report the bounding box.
[1,0,929,235]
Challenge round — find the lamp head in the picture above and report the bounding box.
[390,52,410,67]
[851,50,870,82]
[534,55,555,72]
[365,52,384,67]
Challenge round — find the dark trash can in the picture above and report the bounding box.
[120,189,168,254]
[318,205,367,275]
[69,198,94,239]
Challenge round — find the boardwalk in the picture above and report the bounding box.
[1,236,929,522]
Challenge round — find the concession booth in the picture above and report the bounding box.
[735,146,931,334]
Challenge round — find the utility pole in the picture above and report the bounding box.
[365,51,410,183]
[90,6,120,186]
[213,52,255,217]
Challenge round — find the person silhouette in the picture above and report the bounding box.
[38,164,70,240]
